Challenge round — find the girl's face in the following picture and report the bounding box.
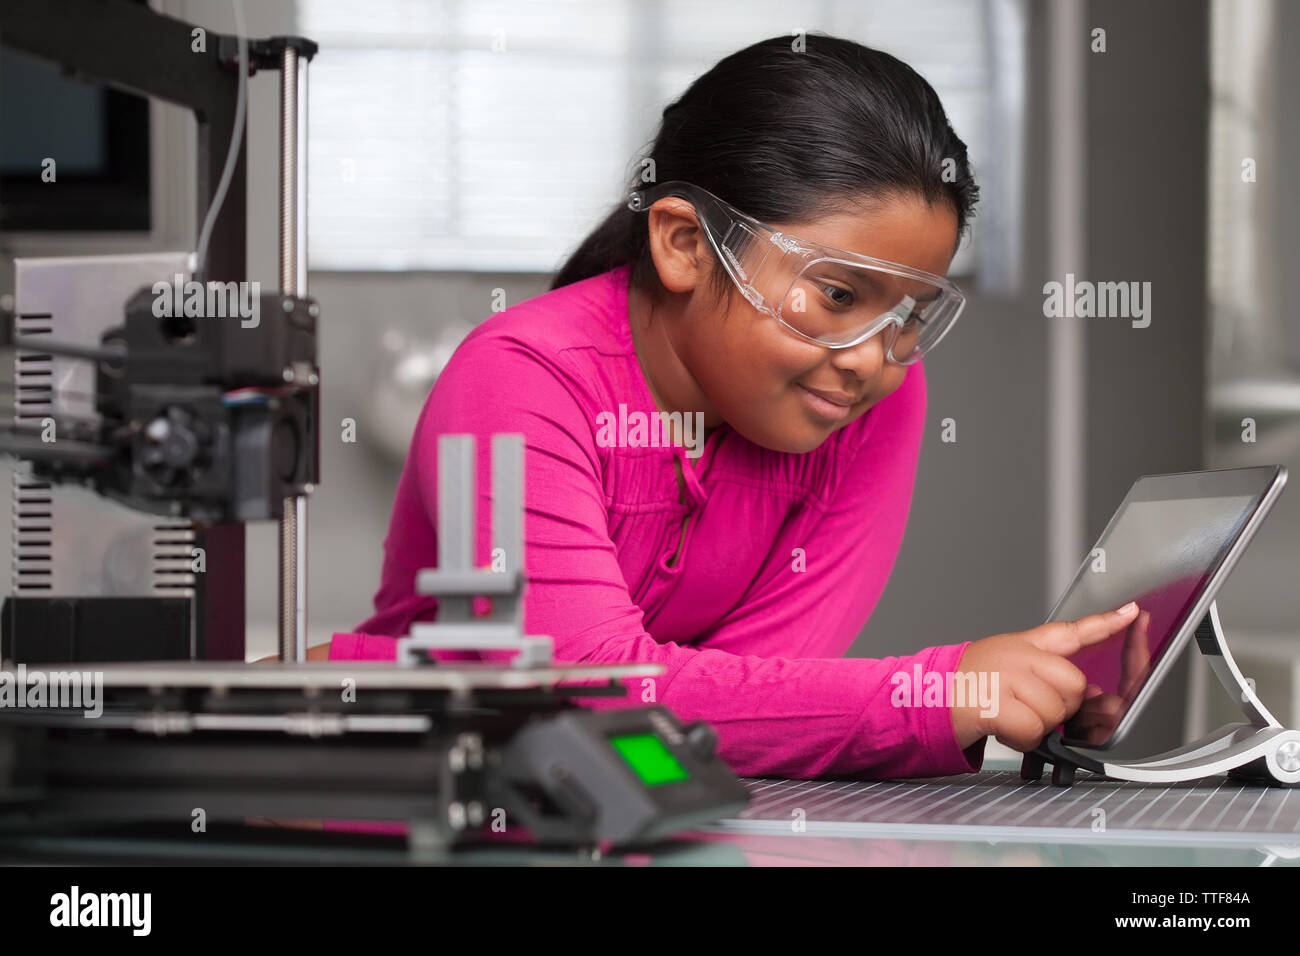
[634,191,960,454]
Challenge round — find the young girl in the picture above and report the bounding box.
[310,34,1141,779]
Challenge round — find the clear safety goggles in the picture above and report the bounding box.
[627,180,965,365]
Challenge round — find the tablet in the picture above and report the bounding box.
[1046,465,1287,750]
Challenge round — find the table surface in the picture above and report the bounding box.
[677,763,1300,866]
[6,762,1298,866]
[729,767,1300,843]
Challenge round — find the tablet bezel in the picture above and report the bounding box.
[1048,464,1287,751]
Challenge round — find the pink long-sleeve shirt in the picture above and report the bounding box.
[329,263,986,779]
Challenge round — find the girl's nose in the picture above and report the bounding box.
[828,324,892,379]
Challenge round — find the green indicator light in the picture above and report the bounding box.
[609,733,690,786]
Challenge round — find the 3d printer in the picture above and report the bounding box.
[0,0,749,857]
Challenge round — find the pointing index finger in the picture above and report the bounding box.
[1033,601,1140,657]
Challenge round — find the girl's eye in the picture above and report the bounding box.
[818,283,854,308]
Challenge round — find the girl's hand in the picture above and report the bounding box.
[1069,609,1152,746]
[950,602,1141,751]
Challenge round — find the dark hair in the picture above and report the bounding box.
[550,33,979,302]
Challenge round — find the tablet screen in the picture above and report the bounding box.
[1052,491,1258,747]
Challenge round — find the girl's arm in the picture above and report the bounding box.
[330,333,983,779]
[252,643,331,662]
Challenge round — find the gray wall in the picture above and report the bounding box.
[1081,0,1206,758]
[861,0,1211,760]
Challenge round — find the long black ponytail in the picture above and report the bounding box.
[551,33,979,302]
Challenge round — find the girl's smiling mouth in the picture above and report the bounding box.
[797,383,862,421]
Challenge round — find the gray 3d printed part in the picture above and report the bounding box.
[397,434,553,669]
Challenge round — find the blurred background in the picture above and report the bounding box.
[2,0,1297,762]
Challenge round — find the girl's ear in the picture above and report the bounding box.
[645,199,712,295]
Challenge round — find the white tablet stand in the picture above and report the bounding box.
[1021,601,1300,787]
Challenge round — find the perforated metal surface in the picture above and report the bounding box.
[12,254,196,599]
[719,771,1300,848]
